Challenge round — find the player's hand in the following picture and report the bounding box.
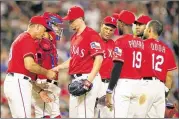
[46,70,56,80]
[106,93,113,111]
[52,65,63,72]
[51,66,60,72]
[39,90,53,103]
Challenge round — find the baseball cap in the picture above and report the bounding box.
[134,15,152,25]
[103,16,117,27]
[63,6,84,20]
[112,13,119,19]
[118,10,135,25]
[30,16,48,28]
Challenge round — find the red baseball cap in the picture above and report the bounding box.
[134,15,152,25]
[112,13,119,19]
[118,10,135,25]
[30,16,48,28]
[103,16,117,27]
[63,6,84,20]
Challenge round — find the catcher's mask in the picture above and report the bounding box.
[43,12,63,40]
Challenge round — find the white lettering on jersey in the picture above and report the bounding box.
[151,43,165,53]
[103,49,113,59]
[128,40,144,49]
[71,45,85,57]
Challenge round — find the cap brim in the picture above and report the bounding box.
[134,21,143,24]
[104,22,117,27]
[62,16,70,20]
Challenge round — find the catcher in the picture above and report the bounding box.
[31,12,63,118]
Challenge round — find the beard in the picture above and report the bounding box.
[142,35,148,40]
[136,32,144,38]
[118,29,123,35]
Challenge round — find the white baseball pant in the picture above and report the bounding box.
[32,79,61,118]
[4,73,32,118]
[134,78,165,118]
[94,80,114,118]
[69,73,102,118]
[113,79,141,118]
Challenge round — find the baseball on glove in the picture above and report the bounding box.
[68,79,93,96]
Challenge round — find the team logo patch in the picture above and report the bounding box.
[90,42,101,49]
[114,47,122,56]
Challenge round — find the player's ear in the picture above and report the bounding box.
[148,27,152,33]
[100,23,104,30]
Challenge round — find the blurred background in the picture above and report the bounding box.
[1,1,178,118]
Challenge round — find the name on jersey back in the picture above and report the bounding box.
[128,40,144,49]
[150,43,166,53]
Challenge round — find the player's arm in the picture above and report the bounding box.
[87,55,103,82]
[107,61,123,92]
[165,70,174,89]
[31,82,53,103]
[52,57,71,72]
[165,49,177,97]
[24,56,56,79]
[106,61,123,109]
[165,70,175,97]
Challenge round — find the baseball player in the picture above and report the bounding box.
[53,6,104,118]
[134,15,152,38]
[105,10,145,118]
[134,20,177,118]
[94,16,117,118]
[31,12,63,118]
[3,16,56,118]
[111,13,122,41]
[165,101,179,118]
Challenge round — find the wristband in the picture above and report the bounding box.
[106,89,113,94]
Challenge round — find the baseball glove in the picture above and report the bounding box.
[68,79,93,96]
[97,95,106,106]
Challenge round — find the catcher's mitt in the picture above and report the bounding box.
[97,95,106,106]
[68,79,93,96]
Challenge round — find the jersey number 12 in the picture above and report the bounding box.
[152,53,164,72]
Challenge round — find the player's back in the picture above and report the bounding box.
[114,34,144,79]
[142,38,177,82]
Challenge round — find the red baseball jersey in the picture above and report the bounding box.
[7,32,36,79]
[142,38,177,82]
[69,27,104,74]
[99,40,115,79]
[35,32,58,80]
[113,34,144,79]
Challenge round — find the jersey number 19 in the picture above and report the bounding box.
[132,51,142,68]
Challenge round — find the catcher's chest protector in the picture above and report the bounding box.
[35,38,58,67]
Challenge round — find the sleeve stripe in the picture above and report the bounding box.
[113,58,124,62]
[91,52,104,57]
[23,52,35,58]
[167,67,177,71]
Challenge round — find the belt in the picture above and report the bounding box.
[36,79,58,86]
[101,78,110,83]
[46,79,58,86]
[8,73,31,81]
[71,74,82,79]
[143,77,156,80]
